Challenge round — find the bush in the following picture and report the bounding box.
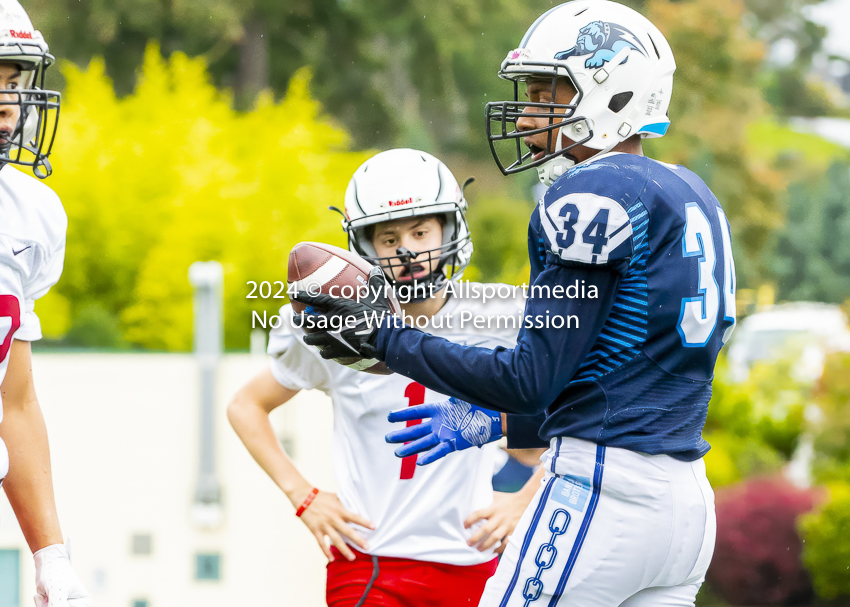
[34,45,371,351]
[812,353,850,472]
[703,358,805,489]
[64,304,125,349]
[707,477,821,606]
[799,482,850,600]
[465,194,534,286]
[707,357,807,459]
[704,432,784,488]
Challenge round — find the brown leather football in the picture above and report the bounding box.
[287,241,400,375]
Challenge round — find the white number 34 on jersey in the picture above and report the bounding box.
[541,193,633,265]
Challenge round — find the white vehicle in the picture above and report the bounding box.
[726,302,850,383]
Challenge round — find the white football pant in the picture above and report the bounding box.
[479,437,716,607]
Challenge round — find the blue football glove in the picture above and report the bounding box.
[385,398,503,465]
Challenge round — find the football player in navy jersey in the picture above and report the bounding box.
[295,1,736,605]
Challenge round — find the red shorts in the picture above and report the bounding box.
[327,546,498,607]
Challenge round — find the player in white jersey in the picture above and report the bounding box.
[229,149,546,606]
[0,1,91,604]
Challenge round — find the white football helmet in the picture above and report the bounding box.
[0,0,60,178]
[486,0,676,185]
[337,148,473,301]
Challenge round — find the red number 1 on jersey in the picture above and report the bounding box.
[0,295,21,364]
[400,382,425,480]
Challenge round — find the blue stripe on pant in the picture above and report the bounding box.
[499,476,558,607]
[521,508,572,606]
[497,445,607,606]
[548,445,606,605]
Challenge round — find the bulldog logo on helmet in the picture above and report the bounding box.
[554,21,647,69]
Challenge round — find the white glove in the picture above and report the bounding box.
[33,544,92,607]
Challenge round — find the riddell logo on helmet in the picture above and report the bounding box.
[9,30,34,39]
[389,198,413,207]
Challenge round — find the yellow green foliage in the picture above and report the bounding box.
[702,432,741,488]
[811,353,850,475]
[799,482,850,600]
[38,45,370,350]
[703,357,805,487]
[465,194,534,287]
[36,289,71,340]
[703,431,785,488]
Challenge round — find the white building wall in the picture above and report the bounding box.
[0,353,335,607]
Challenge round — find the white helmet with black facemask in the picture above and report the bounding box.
[485,0,676,186]
[336,149,473,302]
[0,0,60,178]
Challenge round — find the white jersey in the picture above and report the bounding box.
[0,165,67,480]
[269,284,525,565]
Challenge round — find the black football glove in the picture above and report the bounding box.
[292,266,395,360]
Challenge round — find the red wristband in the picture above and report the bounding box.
[295,488,320,517]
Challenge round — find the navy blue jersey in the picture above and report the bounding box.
[530,153,736,459]
[376,153,736,461]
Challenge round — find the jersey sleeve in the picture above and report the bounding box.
[535,160,646,276]
[505,412,548,449]
[267,304,333,393]
[473,286,549,448]
[16,202,67,342]
[376,263,621,415]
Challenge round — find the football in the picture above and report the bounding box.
[287,241,399,375]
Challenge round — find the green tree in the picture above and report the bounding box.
[643,0,784,287]
[744,0,837,118]
[768,162,850,303]
[21,0,243,94]
[21,0,557,152]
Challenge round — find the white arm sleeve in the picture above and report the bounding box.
[267,304,333,393]
[17,210,66,342]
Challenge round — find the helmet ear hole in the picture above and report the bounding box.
[608,92,633,113]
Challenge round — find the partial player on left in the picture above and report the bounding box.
[0,1,92,605]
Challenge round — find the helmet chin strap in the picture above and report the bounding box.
[536,126,621,187]
[536,148,575,187]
